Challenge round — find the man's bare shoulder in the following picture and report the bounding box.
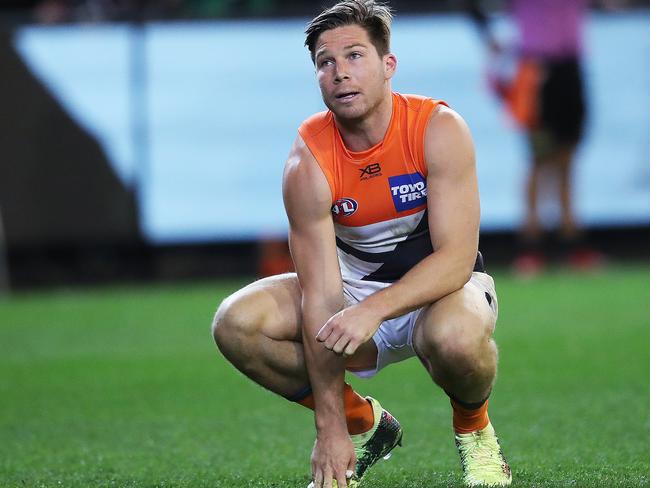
[284,135,317,179]
[427,105,472,141]
[283,134,332,219]
[424,105,475,170]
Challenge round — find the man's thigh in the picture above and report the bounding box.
[223,272,303,342]
[229,273,380,367]
[412,272,498,355]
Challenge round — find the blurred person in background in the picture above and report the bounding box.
[213,1,511,487]
[467,0,604,276]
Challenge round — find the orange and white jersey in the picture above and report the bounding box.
[298,92,447,294]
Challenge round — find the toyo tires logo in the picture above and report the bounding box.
[331,198,358,217]
[388,173,427,212]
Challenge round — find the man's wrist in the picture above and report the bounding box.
[309,382,347,433]
[315,413,348,435]
[315,418,348,436]
[360,287,394,322]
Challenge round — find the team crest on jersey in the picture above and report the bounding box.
[388,173,427,212]
[331,198,358,217]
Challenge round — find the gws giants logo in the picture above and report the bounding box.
[388,173,427,212]
[331,198,358,217]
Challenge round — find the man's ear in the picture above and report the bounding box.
[384,53,397,79]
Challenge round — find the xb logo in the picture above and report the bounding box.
[331,198,358,217]
[358,162,382,180]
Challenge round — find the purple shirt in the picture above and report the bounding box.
[511,0,588,58]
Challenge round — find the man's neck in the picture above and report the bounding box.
[335,91,393,153]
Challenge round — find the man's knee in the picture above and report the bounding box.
[212,275,301,354]
[416,305,496,377]
[212,292,264,353]
[442,323,490,365]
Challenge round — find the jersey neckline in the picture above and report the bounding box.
[332,92,399,164]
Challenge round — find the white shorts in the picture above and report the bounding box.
[343,272,498,378]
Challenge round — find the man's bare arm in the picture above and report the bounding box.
[316,106,480,355]
[373,105,480,313]
[282,135,355,487]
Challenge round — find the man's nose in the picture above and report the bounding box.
[334,62,350,83]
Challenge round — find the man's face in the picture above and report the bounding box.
[313,24,396,122]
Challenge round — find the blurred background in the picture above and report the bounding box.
[0,0,648,290]
[1,3,649,487]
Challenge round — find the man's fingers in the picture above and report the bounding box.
[333,464,355,487]
[332,335,350,355]
[318,323,347,352]
[323,469,333,488]
[313,468,323,488]
[335,472,348,488]
[322,329,343,351]
[343,339,359,357]
[347,453,356,475]
[315,322,331,342]
[346,453,357,482]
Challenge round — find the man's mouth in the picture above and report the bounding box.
[335,91,359,102]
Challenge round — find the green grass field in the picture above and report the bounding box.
[1,266,649,487]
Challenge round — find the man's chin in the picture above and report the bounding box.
[329,103,366,122]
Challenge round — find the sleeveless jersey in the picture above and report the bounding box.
[298,92,448,288]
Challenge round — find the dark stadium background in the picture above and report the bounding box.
[0,0,648,290]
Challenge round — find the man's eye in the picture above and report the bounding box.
[350,52,362,59]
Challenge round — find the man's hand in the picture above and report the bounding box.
[310,429,356,488]
[316,304,382,357]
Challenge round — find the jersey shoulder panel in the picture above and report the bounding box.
[298,110,332,138]
[298,110,337,201]
[399,92,448,111]
[397,93,449,176]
